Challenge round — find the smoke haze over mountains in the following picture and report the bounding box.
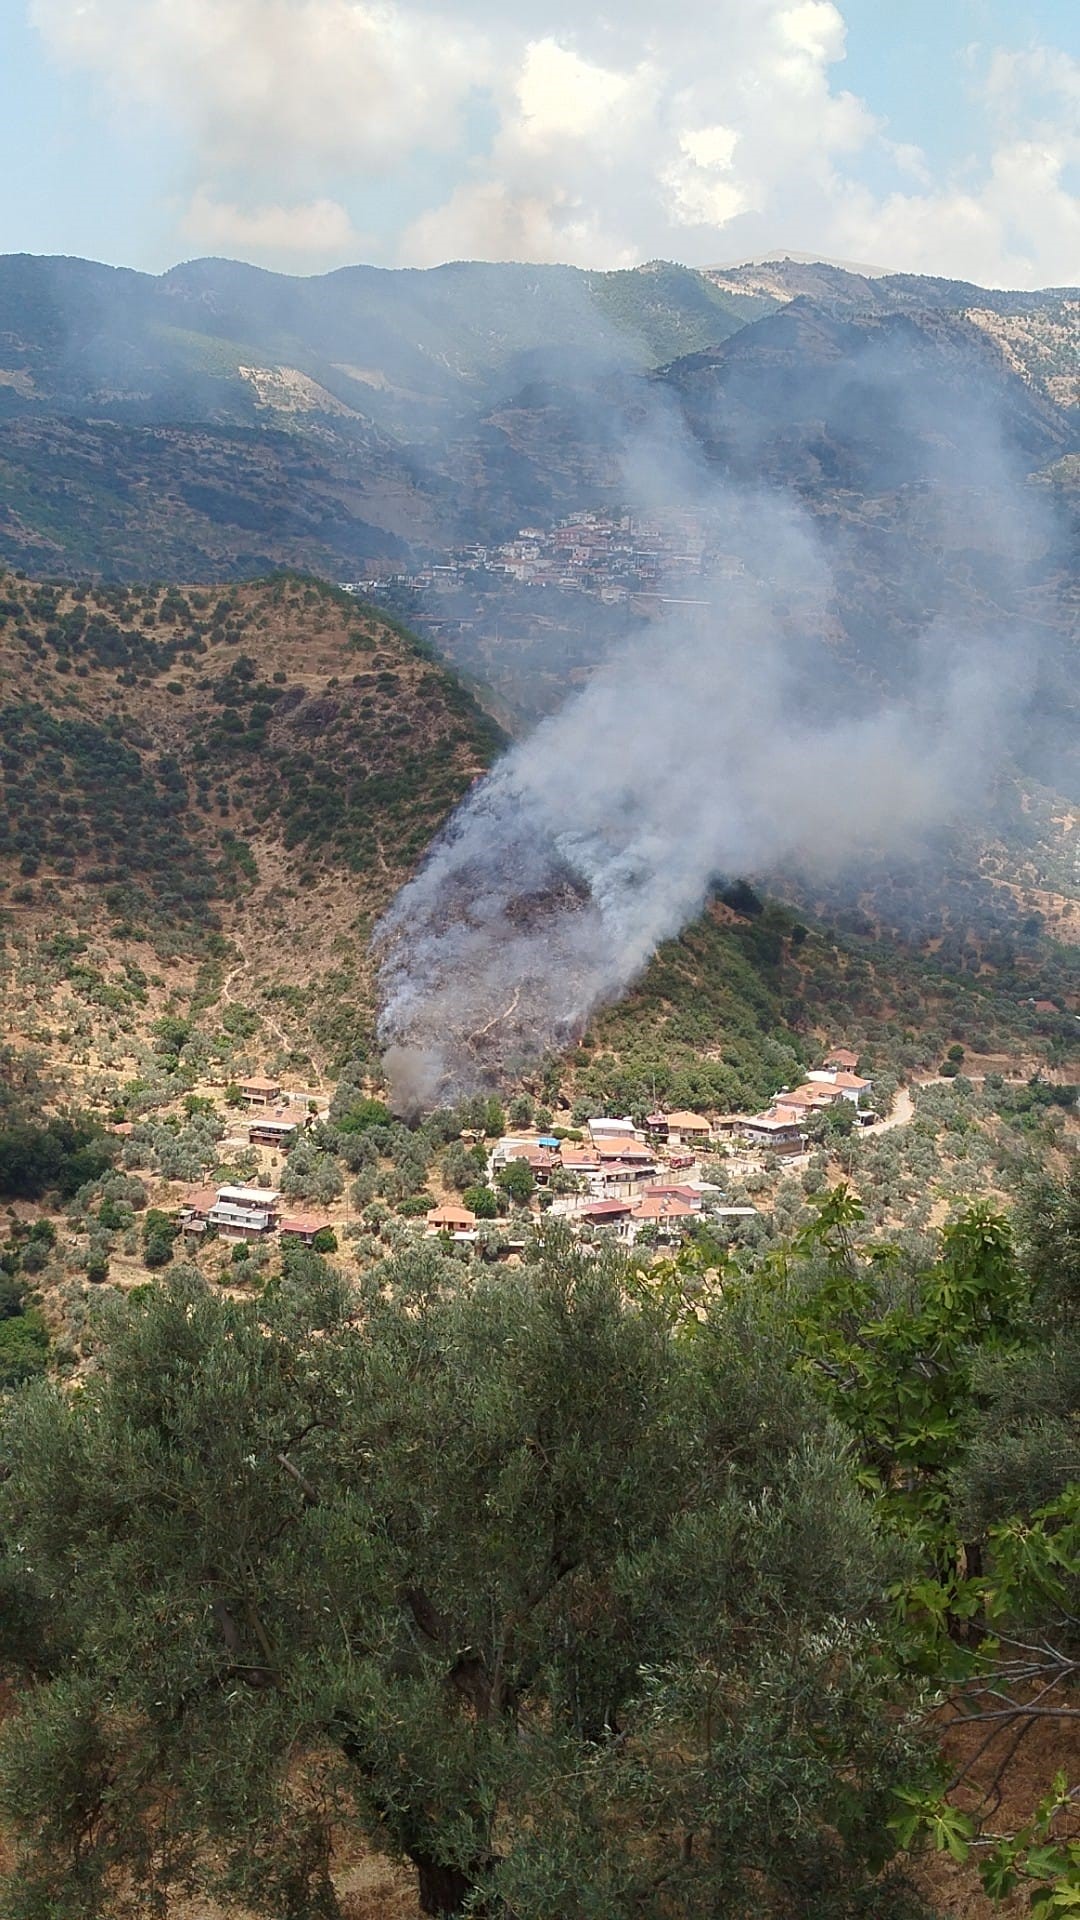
[0,244,1074,1114]
[374,340,1061,1110]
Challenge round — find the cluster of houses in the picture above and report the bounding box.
[724,1050,874,1153]
[344,507,746,611]
[423,1048,873,1248]
[178,1182,332,1248]
[165,1047,872,1262]
[425,1109,752,1248]
[233,1079,322,1149]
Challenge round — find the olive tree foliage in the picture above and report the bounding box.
[278,1140,344,1206]
[121,1112,223,1183]
[1016,1156,1080,1329]
[734,1181,1080,1913]
[0,1240,933,1920]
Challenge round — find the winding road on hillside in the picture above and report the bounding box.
[864,1063,1038,1137]
[864,1085,917,1134]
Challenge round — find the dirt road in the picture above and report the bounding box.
[864,1085,917,1134]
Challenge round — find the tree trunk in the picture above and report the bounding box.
[413,1850,487,1917]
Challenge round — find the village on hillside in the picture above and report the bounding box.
[162,1047,876,1263]
[343,507,745,612]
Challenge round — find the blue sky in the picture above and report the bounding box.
[2,1,1077,284]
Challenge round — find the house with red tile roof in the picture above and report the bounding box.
[239,1077,283,1107]
[279,1214,334,1246]
[807,1069,873,1102]
[773,1084,841,1119]
[823,1047,859,1071]
[631,1194,696,1223]
[661,1110,713,1144]
[627,1194,698,1243]
[643,1185,702,1207]
[578,1197,635,1223]
[425,1203,478,1239]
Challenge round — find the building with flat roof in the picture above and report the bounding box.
[216,1184,280,1208]
[207,1199,278,1241]
[239,1077,283,1108]
[587,1116,639,1141]
[248,1115,299,1147]
[736,1112,806,1152]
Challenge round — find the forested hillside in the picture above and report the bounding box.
[0,252,1075,590]
[1,1185,1078,1918]
[2,561,1078,1123]
[0,570,500,1083]
[0,567,1077,1918]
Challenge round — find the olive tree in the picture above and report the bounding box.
[0,1241,931,1920]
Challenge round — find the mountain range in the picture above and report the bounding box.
[0,253,1075,578]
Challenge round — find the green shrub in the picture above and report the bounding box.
[0,1309,48,1385]
[496,1162,534,1206]
[462,1185,500,1219]
[336,1098,391,1134]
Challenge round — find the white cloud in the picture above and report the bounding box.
[662,126,749,229]
[181,189,363,262]
[983,43,1080,122]
[830,137,1080,288]
[826,45,1080,287]
[514,38,655,152]
[776,0,846,60]
[27,0,1080,283]
[31,0,485,175]
[403,0,879,266]
[402,179,639,270]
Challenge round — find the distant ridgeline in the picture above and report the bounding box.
[0,251,1074,591]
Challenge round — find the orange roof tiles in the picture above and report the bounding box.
[426,1204,477,1228]
[631,1195,696,1221]
[183,1187,221,1215]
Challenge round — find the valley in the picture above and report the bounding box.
[1,251,1079,1920]
[2,560,1078,1332]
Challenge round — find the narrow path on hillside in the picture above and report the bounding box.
[220,933,324,1092]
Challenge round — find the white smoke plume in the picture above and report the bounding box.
[374,458,1037,1113]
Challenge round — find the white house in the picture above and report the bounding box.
[587,1116,641,1143]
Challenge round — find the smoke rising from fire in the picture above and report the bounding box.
[374,427,1042,1112]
